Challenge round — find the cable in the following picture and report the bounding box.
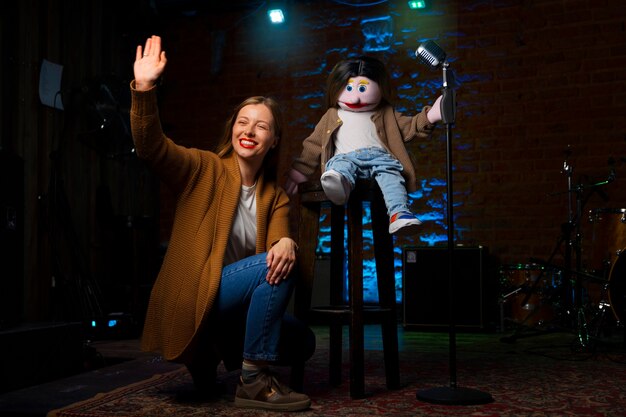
[230,1,267,29]
[330,0,388,6]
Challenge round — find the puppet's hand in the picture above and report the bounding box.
[427,95,443,124]
[285,169,308,196]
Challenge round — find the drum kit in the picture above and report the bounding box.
[499,150,625,346]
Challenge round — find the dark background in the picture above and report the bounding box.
[1,0,625,332]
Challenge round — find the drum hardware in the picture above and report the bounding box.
[498,264,562,334]
[501,149,623,348]
[499,260,618,344]
[585,288,613,340]
[587,207,626,275]
[607,252,626,326]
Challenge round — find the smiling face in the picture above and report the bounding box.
[231,103,278,166]
[337,76,382,112]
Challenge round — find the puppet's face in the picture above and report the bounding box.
[337,76,381,112]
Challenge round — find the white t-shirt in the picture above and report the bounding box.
[224,183,257,266]
[334,108,383,155]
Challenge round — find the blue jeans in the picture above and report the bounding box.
[214,253,296,362]
[325,147,409,216]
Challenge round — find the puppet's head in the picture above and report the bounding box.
[325,56,392,111]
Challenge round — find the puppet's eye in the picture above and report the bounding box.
[346,84,353,92]
[358,84,367,93]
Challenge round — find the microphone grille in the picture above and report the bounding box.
[416,40,447,67]
[417,48,437,66]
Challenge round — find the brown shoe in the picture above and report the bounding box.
[234,370,311,411]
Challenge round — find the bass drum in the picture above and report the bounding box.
[499,264,561,327]
[608,252,626,323]
[587,208,626,273]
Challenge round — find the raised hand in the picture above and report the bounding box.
[133,35,167,91]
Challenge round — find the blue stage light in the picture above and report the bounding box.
[408,0,426,9]
[268,8,285,24]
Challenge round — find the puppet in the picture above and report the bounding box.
[285,56,442,235]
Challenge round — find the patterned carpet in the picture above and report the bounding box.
[47,330,626,417]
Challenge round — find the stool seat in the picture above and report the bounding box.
[294,178,400,398]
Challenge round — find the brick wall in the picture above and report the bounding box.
[149,0,626,276]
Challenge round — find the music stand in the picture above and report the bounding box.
[415,49,494,406]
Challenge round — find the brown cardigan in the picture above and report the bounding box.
[130,83,292,362]
[291,105,435,192]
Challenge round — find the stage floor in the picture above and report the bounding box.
[0,324,624,417]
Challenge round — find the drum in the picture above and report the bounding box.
[608,252,626,323]
[499,264,561,327]
[587,208,626,273]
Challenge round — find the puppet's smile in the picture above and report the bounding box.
[341,102,371,110]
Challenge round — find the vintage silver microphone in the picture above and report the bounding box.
[415,40,447,68]
[416,40,455,123]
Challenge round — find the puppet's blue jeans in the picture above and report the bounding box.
[325,147,410,216]
[215,253,296,362]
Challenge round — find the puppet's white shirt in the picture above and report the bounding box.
[334,108,382,155]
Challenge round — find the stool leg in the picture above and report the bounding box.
[329,204,345,386]
[348,198,365,398]
[294,201,321,320]
[371,194,401,390]
[329,325,343,386]
[289,361,305,392]
[293,200,321,392]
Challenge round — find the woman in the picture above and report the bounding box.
[130,35,312,412]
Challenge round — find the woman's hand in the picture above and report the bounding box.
[134,35,167,91]
[266,237,298,285]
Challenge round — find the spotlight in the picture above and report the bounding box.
[408,0,426,9]
[267,7,285,24]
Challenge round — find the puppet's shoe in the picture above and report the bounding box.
[389,211,422,235]
[234,371,311,411]
[320,170,351,205]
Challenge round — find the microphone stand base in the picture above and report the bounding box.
[416,386,494,405]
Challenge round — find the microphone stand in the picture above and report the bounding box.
[416,61,493,405]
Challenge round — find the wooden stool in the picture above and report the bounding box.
[294,179,400,398]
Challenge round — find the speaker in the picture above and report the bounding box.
[402,246,488,330]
